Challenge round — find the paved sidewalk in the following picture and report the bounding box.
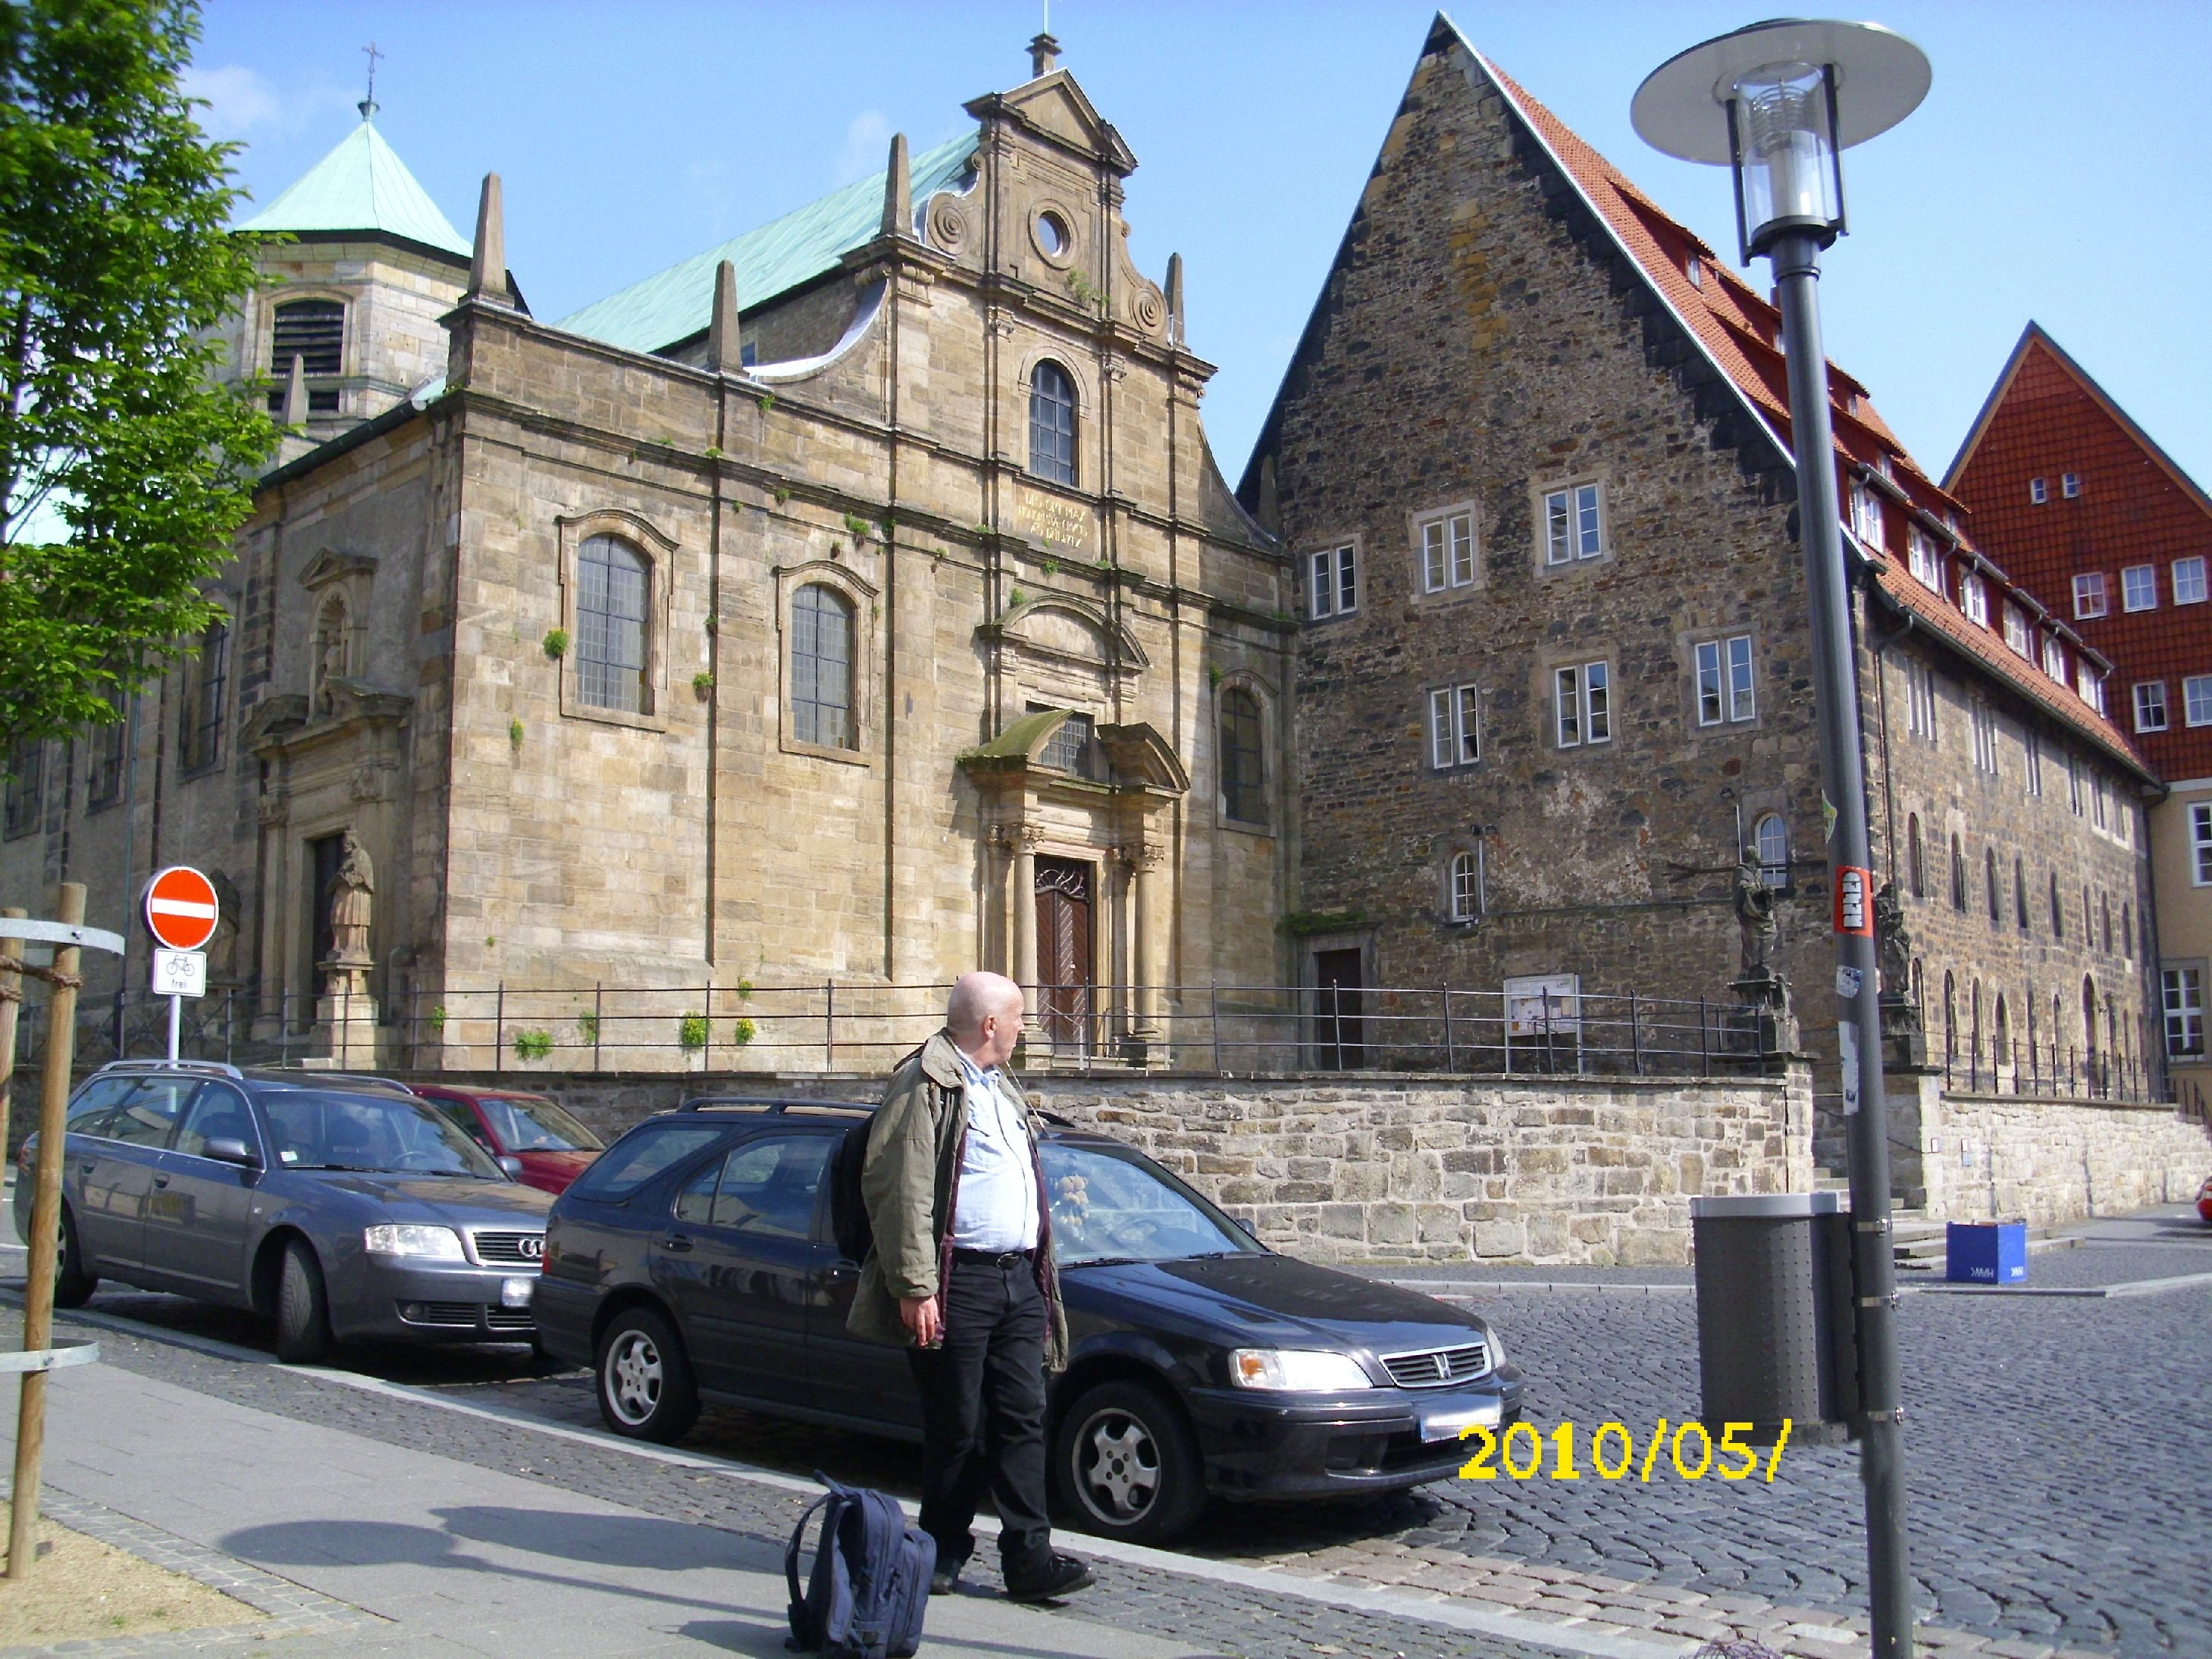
[4,1358,1210,1659]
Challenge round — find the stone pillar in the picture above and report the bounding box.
[1011,828,1037,995]
[1132,841,1164,1040]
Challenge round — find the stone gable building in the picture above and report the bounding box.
[1236,17,2163,1170]
[1947,324,2212,1111]
[3,41,1292,1070]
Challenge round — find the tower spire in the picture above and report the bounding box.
[359,40,381,120]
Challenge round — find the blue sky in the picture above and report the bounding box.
[190,2,2212,495]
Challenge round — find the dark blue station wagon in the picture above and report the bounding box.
[537,1100,1523,1545]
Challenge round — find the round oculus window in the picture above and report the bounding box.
[1034,210,1070,258]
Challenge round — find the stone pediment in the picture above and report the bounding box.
[980,596,1148,678]
[1097,722,1188,793]
[252,681,412,755]
[242,693,310,751]
[299,547,378,590]
[966,73,1136,177]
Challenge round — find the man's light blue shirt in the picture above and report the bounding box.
[949,1047,1039,1254]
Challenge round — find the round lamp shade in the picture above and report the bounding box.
[1632,18,1931,164]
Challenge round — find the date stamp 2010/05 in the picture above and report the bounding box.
[1459,1418,1791,1482]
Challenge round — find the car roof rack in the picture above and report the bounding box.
[675,1096,876,1114]
[92,1058,244,1081]
[252,1069,415,1092]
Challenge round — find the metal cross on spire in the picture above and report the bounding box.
[359,40,382,120]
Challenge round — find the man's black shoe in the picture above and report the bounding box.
[930,1563,962,1596]
[1004,1554,1094,1603]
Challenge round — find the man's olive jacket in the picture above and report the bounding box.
[847,1030,1068,1370]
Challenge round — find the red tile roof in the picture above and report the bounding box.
[1451,24,2154,785]
[1947,325,2212,784]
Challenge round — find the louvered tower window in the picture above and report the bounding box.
[268,299,344,413]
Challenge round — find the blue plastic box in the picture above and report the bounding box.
[1946,1220,2027,1284]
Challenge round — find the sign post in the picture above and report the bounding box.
[143,868,218,1065]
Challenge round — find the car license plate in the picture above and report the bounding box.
[1419,1401,1502,1442]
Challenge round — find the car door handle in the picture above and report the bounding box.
[662,1235,693,1253]
[152,1174,171,1188]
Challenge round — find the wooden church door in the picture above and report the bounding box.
[1034,856,1094,1055]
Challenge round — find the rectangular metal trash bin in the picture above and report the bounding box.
[1690,1192,1858,1446]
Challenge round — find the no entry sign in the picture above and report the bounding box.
[144,865,219,952]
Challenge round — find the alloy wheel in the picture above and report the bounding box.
[1075,1407,1161,1523]
[605,1330,664,1426]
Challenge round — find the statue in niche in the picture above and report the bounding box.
[1733,844,1778,978]
[326,829,374,967]
[312,598,349,716]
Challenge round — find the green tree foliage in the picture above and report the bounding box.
[1,0,275,753]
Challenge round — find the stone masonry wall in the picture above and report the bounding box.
[403,1063,1815,1266]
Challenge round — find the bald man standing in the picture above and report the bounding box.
[848,972,1092,1603]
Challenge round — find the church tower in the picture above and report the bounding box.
[219,91,475,453]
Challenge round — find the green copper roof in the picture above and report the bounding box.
[237,117,471,260]
[556,130,980,355]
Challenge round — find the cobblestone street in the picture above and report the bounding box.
[15,1205,2208,1657]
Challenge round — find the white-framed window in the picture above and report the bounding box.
[1693,635,1755,725]
[1417,509,1477,593]
[1849,482,1885,548]
[2173,556,2207,606]
[2029,477,2048,505]
[2134,681,2170,732]
[1907,527,1944,594]
[1427,683,1481,770]
[2073,571,2107,618]
[1971,701,1998,775]
[1449,847,1484,923]
[2092,775,2109,832]
[2163,966,2204,1056]
[2023,731,2044,797]
[1905,658,1938,743]
[1957,569,1988,626]
[2067,751,2084,815]
[2122,565,2157,612]
[1543,483,1605,565]
[1554,661,1611,748]
[1308,543,1357,620]
[2061,471,2081,499]
[1753,812,1788,890]
[2186,675,2212,727]
[2194,801,2212,884]
[2002,604,2032,657]
[2079,665,2107,716]
[2041,635,2068,683]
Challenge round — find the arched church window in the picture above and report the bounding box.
[1753,812,1787,889]
[1029,361,1077,486]
[1219,688,1266,825]
[1449,849,1482,922]
[181,619,228,771]
[578,534,650,714]
[791,583,855,748]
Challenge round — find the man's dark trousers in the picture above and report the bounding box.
[907,1251,1051,1580]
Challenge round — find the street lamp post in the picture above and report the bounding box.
[1633,20,1932,1659]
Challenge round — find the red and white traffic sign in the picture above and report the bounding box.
[144,865,219,951]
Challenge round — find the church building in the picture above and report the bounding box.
[4,38,1291,1070]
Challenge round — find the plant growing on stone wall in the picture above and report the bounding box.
[509,717,525,747]
[1064,268,1105,312]
[512,1028,553,1063]
[426,1005,447,1035]
[736,978,754,1000]
[756,392,776,414]
[1007,587,1026,608]
[731,1017,757,1047]
[971,523,994,538]
[692,671,715,699]
[541,628,569,659]
[1039,556,1059,578]
[772,485,791,505]
[678,1013,710,1053]
[575,1010,599,1046]
[843,512,872,541]
[703,445,725,461]
[1207,663,1223,689]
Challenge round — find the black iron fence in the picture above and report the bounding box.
[1941,1038,2161,1105]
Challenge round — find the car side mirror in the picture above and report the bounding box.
[1236,1217,1260,1241]
[203,1138,261,1169]
[497,1156,525,1181]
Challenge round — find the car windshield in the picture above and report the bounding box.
[1042,1141,1261,1266]
[261,1091,505,1179]
[481,1094,602,1153]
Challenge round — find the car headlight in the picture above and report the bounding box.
[1227,1349,1373,1391]
[1480,1325,1505,1369]
[363,1225,465,1260]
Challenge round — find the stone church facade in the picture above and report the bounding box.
[4,44,1292,1070]
[1236,18,2163,1158]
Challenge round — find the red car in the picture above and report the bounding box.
[412,1085,606,1195]
[2198,1174,2212,1227]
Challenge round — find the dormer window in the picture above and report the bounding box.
[2041,636,2068,684]
[2002,604,2032,657]
[2079,665,2107,716]
[2029,477,2048,505]
[1849,481,1885,548]
[1907,527,1944,595]
[268,299,344,414]
[1684,253,1703,289]
[1957,569,1988,627]
[2062,471,2081,499]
